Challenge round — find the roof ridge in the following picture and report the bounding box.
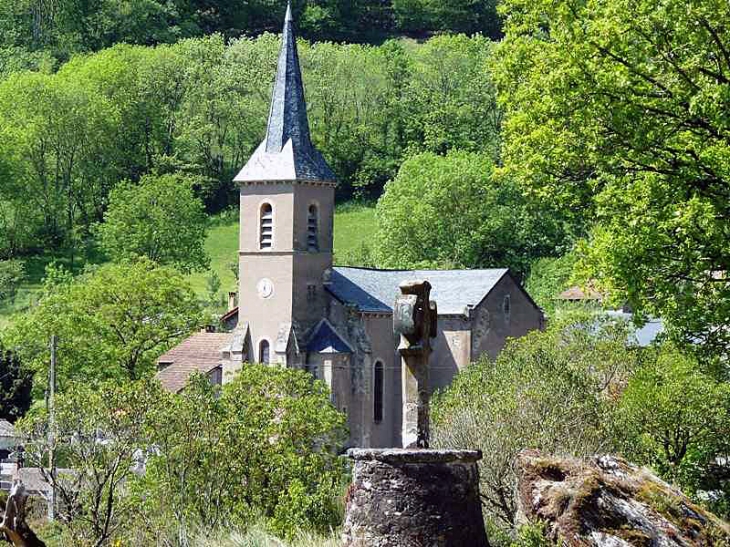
[333,266,510,273]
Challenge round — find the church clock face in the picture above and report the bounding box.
[257,278,274,299]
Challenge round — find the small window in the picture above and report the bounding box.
[373,361,384,423]
[260,203,273,249]
[307,205,319,252]
[259,340,270,364]
[503,294,511,320]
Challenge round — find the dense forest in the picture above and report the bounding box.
[0,32,499,253]
[0,0,728,545]
[0,0,501,51]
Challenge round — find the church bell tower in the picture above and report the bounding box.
[233,2,337,366]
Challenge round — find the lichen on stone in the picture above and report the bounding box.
[516,450,730,546]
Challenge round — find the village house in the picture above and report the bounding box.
[156,5,545,448]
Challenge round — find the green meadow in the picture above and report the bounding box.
[0,203,377,328]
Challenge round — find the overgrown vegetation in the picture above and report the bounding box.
[4,259,204,386]
[19,369,348,546]
[433,314,730,536]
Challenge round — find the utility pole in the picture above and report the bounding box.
[48,335,57,521]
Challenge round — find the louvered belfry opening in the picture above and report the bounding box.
[260,203,273,249]
[307,205,319,251]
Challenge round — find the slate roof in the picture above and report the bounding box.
[307,319,354,354]
[234,2,335,184]
[329,267,510,316]
[156,332,232,393]
[0,420,16,438]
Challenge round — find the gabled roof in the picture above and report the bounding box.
[233,2,335,184]
[307,319,354,354]
[329,267,511,316]
[156,332,233,393]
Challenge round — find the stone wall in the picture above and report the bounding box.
[343,449,488,547]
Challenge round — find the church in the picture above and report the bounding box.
[156,4,545,448]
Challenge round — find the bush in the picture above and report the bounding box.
[432,313,636,528]
[614,345,730,513]
[135,369,349,543]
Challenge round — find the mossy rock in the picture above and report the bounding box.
[516,451,730,546]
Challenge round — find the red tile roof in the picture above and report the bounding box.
[558,286,604,301]
[156,332,233,393]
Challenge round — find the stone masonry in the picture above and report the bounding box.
[343,449,489,547]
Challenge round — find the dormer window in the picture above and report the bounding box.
[307,205,319,252]
[260,203,273,249]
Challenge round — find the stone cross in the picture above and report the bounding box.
[394,280,437,448]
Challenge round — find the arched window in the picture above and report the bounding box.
[260,203,273,249]
[373,361,384,423]
[259,340,270,364]
[307,204,319,252]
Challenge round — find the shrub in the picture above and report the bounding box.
[432,312,637,528]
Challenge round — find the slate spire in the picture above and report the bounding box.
[234,1,336,183]
[265,1,312,153]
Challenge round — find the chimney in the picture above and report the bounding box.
[228,291,238,310]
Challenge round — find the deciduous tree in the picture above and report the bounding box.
[97,174,209,273]
[494,0,730,358]
[374,150,565,276]
[5,259,204,385]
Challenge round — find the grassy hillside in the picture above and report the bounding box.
[0,203,377,327]
[187,202,377,300]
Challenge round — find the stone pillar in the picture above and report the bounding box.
[343,449,488,547]
[394,280,437,448]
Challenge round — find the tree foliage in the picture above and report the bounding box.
[0,34,499,258]
[19,370,347,545]
[374,150,565,275]
[393,0,501,39]
[0,259,25,302]
[432,313,636,528]
[19,379,165,547]
[138,368,348,542]
[524,253,578,314]
[434,314,730,532]
[97,174,209,272]
[494,0,730,358]
[5,259,203,386]
[0,343,32,423]
[0,0,501,53]
[614,345,730,499]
